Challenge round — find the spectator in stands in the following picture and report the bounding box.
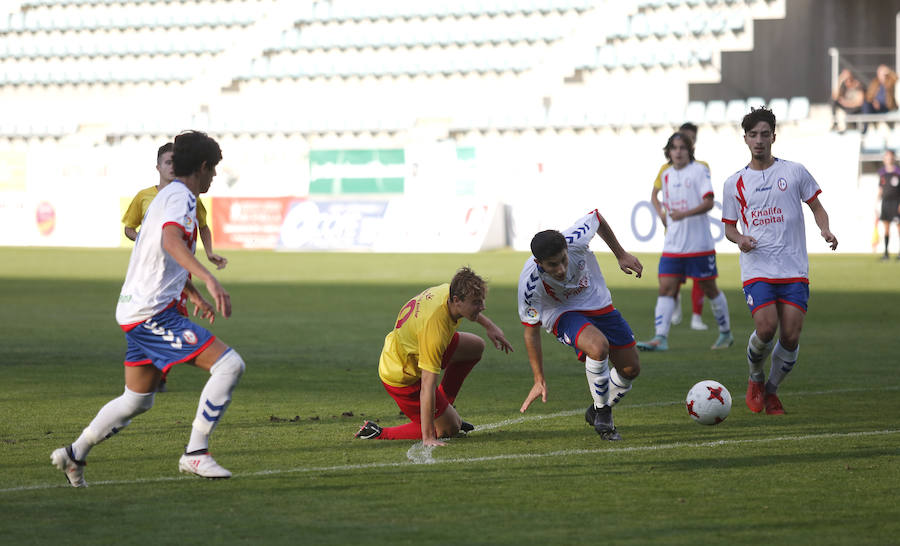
[831,69,864,131]
[877,149,900,260]
[863,64,898,115]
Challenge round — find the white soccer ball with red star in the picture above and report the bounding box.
[685,380,732,425]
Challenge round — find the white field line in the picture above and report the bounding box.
[5,385,898,494]
[474,384,900,432]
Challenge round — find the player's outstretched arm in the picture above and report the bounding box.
[808,198,838,250]
[520,326,547,413]
[162,225,232,318]
[725,223,757,252]
[476,314,514,353]
[199,225,228,270]
[595,212,643,278]
[124,226,138,241]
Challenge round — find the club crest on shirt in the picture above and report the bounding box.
[777,178,787,191]
[577,259,586,271]
[525,307,539,319]
[183,330,198,345]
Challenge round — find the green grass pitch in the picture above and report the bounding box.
[1,247,898,544]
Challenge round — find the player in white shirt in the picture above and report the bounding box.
[518,210,644,440]
[637,132,733,352]
[721,107,838,415]
[51,131,245,487]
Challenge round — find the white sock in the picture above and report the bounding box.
[708,291,731,333]
[767,341,799,394]
[653,296,676,337]
[186,349,245,453]
[71,387,155,460]
[747,330,775,382]
[608,368,633,407]
[585,356,610,409]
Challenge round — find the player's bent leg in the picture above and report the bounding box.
[746,305,778,413]
[179,343,244,479]
[72,381,157,459]
[700,280,733,350]
[585,356,610,410]
[762,304,805,415]
[574,325,610,362]
[55,380,157,486]
[439,332,483,405]
[186,345,244,453]
[450,332,485,362]
[178,346,246,479]
[608,346,639,407]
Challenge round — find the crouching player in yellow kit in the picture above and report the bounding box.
[355,267,513,447]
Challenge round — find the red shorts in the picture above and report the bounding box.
[383,381,451,422]
[381,332,459,422]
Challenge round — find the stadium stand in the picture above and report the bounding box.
[0,0,822,146]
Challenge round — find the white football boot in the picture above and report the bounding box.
[51,446,87,488]
[178,452,232,479]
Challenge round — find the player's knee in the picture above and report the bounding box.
[779,334,800,351]
[211,349,245,379]
[471,334,486,357]
[620,361,640,380]
[755,322,777,341]
[462,333,486,359]
[582,338,610,361]
[124,387,155,415]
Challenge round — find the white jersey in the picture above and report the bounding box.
[721,158,821,285]
[116,181,198,327]
[660,161,715,255]
[517,210,614,334]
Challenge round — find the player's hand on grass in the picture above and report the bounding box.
[423,437,446,447]
[486,324,514,354]
[207,253,228,270]
[822,230,838,250]
[204,277,232,318]
[519,380,547,413]
[738,235,758,252]
[618,253,643,278]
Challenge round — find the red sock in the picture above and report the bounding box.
[378,420,422,440]
[438,359,479,405]
[691,281,704,315]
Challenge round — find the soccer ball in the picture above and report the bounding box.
[685,380,732,425]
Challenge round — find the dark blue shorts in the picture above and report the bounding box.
[659,253,718,280]
[742,281,809,314]
[124,306,216,375]
[554,308,636,361]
